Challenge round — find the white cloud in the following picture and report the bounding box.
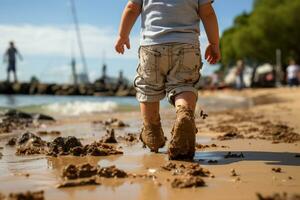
[0,24,139,59]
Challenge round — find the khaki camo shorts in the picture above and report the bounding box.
[134,43,202,105]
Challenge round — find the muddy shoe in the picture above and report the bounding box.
[168,106,196,160]
[140,123,166,153]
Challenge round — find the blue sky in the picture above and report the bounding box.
[0,0,253,83]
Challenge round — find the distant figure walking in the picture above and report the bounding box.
[235,60,245,90]
[286,59,299,87]
[3,41,23,83]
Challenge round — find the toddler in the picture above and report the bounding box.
[115,0,220,160]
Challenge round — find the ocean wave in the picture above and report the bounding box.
[42,101,118,116]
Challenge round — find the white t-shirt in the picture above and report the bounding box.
[287,65,300,79]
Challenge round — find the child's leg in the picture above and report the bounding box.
[140,102,160,125]
[174,92,197,111]
[139,101,165,152]
[134,45,168,153]
[166,43,201,160]
[168,92,197,160]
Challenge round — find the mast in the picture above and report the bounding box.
[70,0,89,83]
[71,58,78,85]
[101,50,107,79]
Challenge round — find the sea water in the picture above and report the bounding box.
[0,95,142,116]
[0,94,253,116]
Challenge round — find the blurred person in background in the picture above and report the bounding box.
[3,41,23,83]
[286,59,299,87]
[235,59,245,90]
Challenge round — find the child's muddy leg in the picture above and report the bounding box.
[174,91,197,112]
[140,102,161,125]
[139,102,166,152]
[168,91,197,160]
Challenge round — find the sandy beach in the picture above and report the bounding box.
[0,87,300,200]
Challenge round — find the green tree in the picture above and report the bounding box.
[220,0,300,68]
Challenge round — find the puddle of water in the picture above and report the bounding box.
[194,152,225,162]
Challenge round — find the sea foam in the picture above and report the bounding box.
[42,101,118,116]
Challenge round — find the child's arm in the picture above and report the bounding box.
[199,3,221,65]
[115,2,141,54]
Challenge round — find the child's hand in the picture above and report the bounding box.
[205,44,221,65]
[115,36,131,54]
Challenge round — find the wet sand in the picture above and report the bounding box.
[0,87,300,200]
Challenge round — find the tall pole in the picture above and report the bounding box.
[276,49,282,87]
[101,50,107,79]
[70,0,89,83]
[71,58,78,85]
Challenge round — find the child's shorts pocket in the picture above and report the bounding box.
[138,46,160,84]
[176,47,202,83]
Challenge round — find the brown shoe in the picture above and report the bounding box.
[140,123,166,153]
[168,106,196,160]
